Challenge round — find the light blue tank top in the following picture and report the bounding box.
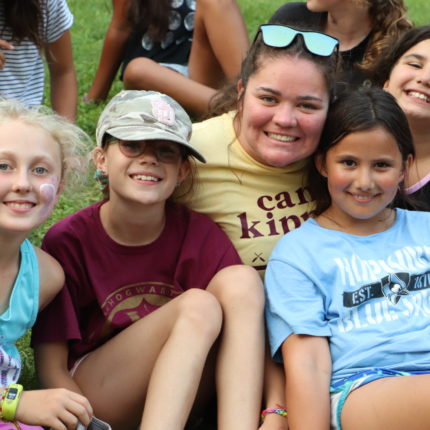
[0,239,39,387]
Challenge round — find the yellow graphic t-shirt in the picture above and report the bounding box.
[177,112,315,275]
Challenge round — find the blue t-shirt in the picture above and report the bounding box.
[265,209,430,386]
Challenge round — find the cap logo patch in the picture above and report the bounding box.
[151,99,176,126]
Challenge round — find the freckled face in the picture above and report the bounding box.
[236,55,329,168]
[0,120,62,234]
[384,39,430,124]
[319,127,406,229]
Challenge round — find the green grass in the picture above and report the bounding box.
[21,0,429,388]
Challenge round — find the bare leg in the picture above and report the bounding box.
[342,374,430,430]
[122,0,248,117]
[206,265,265,430]
[73,288,222,430]
[188,0,249,87]
[123,58,216,117]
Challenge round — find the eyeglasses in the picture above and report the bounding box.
[114,140,183,163]
[256,24,339,57]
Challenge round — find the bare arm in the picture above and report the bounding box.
[259,347,289,430]
[36,247,64,311]
[86,0,132,102]
[31,254,92,428]
[282,335,331,430]
[0,39,14,69]
[44,30,77,122]
[27,338,92,428]
[35,341,84,394]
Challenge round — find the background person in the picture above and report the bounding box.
[373,26,430,210]
[0,0,77,122]
[269,0,412,86]
[84,0,249,117]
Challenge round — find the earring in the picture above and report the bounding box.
[94,169,109,190]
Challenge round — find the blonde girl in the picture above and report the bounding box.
[0,99,92,429]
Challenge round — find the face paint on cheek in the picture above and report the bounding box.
[39,183,57,218]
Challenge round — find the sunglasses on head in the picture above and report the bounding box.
[113,140,183,163]
[255,24,339,57]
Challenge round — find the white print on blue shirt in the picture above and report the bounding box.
[264,209,430,385]
[339,287,430,333]
[334,246,430,288]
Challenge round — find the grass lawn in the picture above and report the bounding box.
[20,0,429,388]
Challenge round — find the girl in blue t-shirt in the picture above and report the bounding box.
[265,87,430,430]
[0,99,93,429]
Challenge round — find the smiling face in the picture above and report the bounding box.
[0,119,62,234]
[317,127,407,233]
[95,139,190,209]
[384,39,430,125]
[236,55,329,168]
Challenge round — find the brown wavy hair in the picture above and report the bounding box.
[208,28,338,121]
[127,0,171,41]
[360,0,413,73]
[1,0,46,49]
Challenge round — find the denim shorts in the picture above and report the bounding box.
[330,368,430,430]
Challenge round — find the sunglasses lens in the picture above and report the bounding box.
[303,32,339,56]
[260,25,296,48]
[259,25,338,57]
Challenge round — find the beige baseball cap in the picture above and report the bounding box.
[96,90,206,163]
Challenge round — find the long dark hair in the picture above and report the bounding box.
[308,87,415,216]
[1,0,45,48]
[127,0,171,41]
[372,26,430,87]
[208,27,338,122]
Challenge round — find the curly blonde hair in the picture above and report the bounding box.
[361,0,413,72]
[0,99,91,191]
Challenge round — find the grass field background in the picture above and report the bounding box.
[20,0,429,387]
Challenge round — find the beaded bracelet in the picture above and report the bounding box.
[1,384,23,421]
[261,404,288,422]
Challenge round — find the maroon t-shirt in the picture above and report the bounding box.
[32,201,241,368]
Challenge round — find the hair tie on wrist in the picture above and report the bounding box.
[261,404,288,422]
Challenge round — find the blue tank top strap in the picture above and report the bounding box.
[0,239,39,343]
[0,239,39,386]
